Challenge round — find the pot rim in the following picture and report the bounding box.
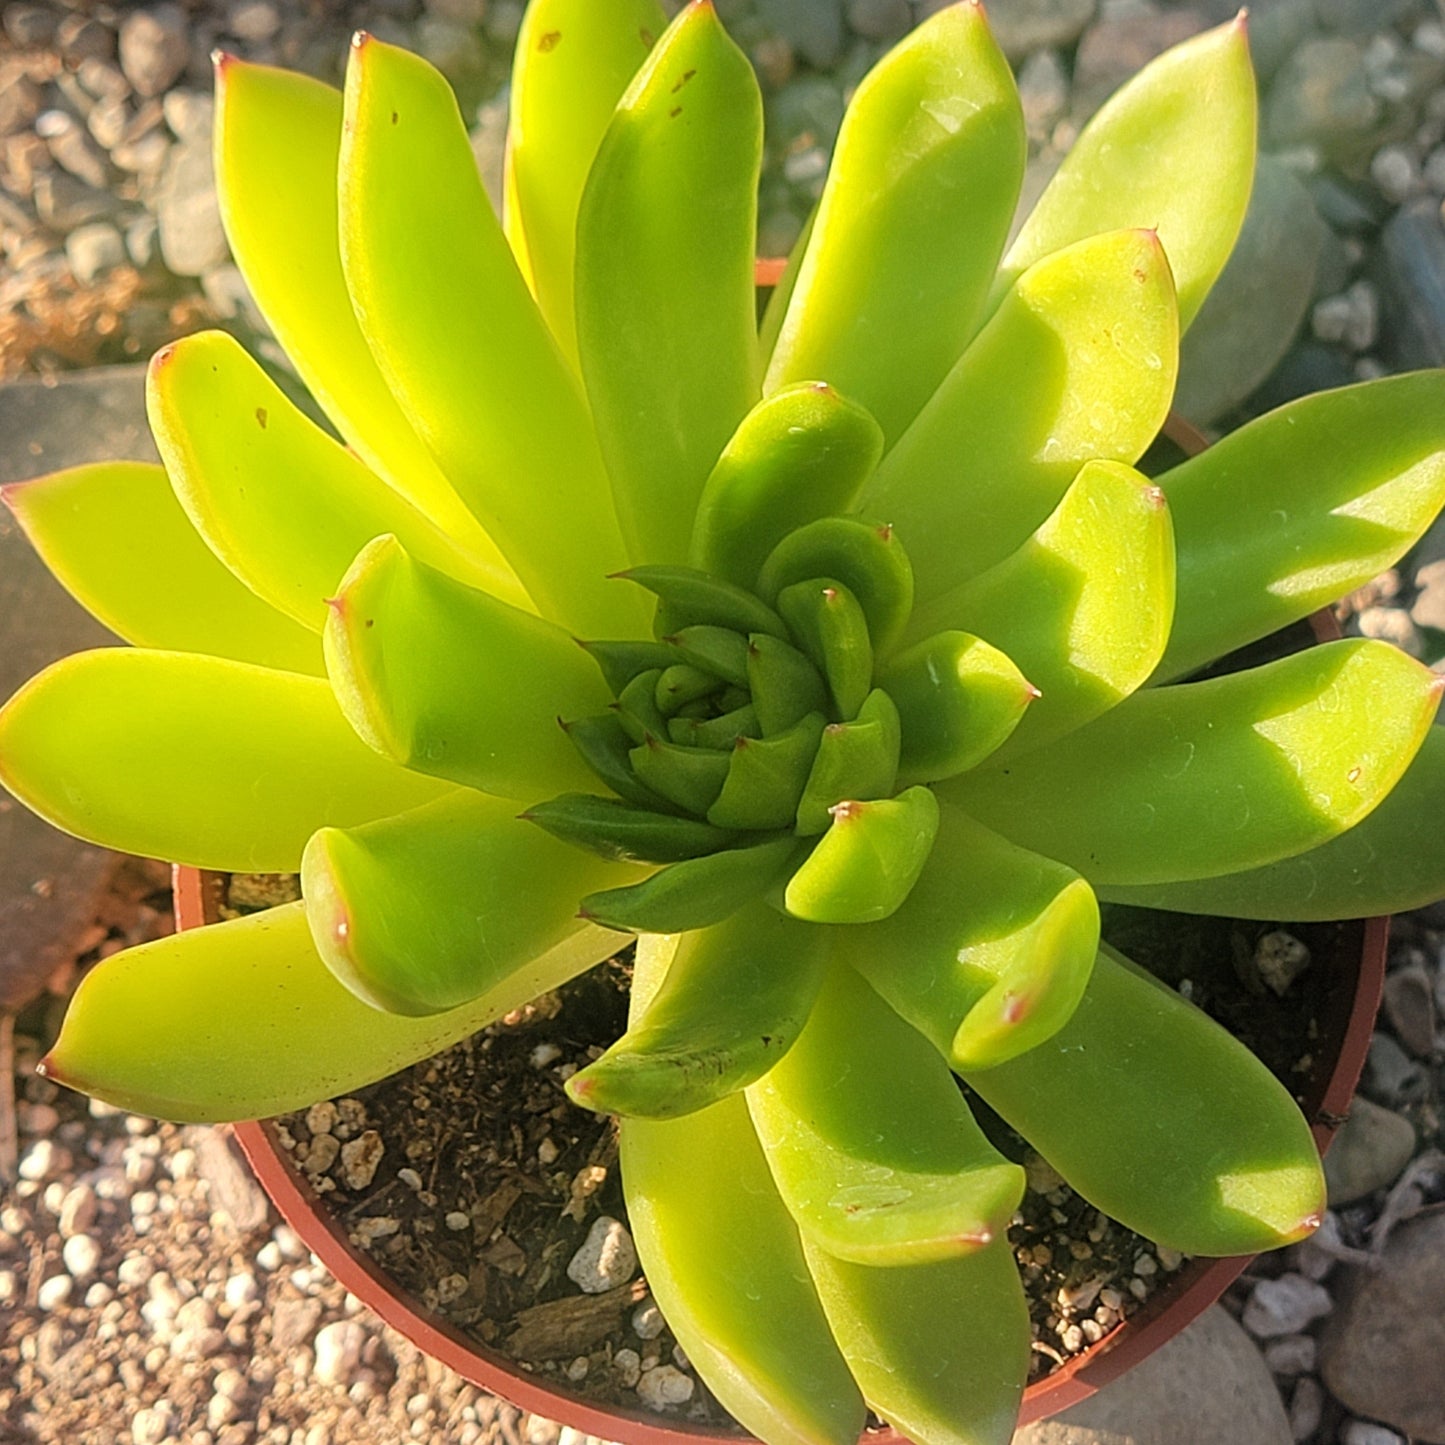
[177,596,1388,1436]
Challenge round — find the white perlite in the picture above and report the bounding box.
[566,1216,637,1294]
[314,1319,368,1386]
[637,1365,695,1410]
[1244,1273,1334,1338]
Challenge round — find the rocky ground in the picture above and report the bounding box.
[3,0,1445,1442]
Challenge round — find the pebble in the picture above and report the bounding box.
[614,1347,642,1387]
[756,0,846,70]
[1325,1097,1417,1205]
[227,0,282,42]
[58,1183,97,1238]
[1371,143,1422,203]
[19,1140,72,1182]
[1363,1031,1426,1105]
[119,5,190,97]
[4,4,57,48]
[1411,558,1445,629]
[1355,604,1423,657]
[118,1253,156,1289]
[631,1300,665,1340]
[62,1232,103,1281]
[567,1216,637,1294]
[1263,1334,1318,1376]
[1017,49,1069,141]
[65,222,126,284]
[37,1273,74,1311]
[1266,37,1382,151]
[314,1319,367,1386]
[1341,1425,1405,1445]
[1289,1376,1324,1442]
[339,1131,385,1190]
[445,1211,471,1231]
[131,1403,178,1445]
[846,0,912,42]
[1381,960,1436,1055]
[162,90,215,145]
[1242,1274,1334,1338]
[636,1365,695,1411]
[1312,279,1380,351]
[1254,930,1312,996]
[1321,1212,1445,1441]
[154,139,228,277]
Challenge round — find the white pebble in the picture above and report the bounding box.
[0,1271,18,1304]
[255,1242,283,1272]
[168,1147,196,1180]
[537,1137,559,1166]
[614,1347,642,1387]
[1342,1424,1404,1445]
[566,1355,589,1381]
[19,1140,70,1181]
[567,1216,637,1294]
[117,1253,155,1288]
[1370,144,1421,204]
[531,1042,562,1068]
[38,1274,73,1311]
[631,1300,665,1340]
[85,1282,114,1308]
[314,1318,367,1386]
[1263,1334,1317,1376]
[63,1233,102,1280]
[1243,1274,1333,1338]
[307,1100,339,1136]
[445,1211,471,1231]
[1289,1377,1323,1441]
[224,1272,258,1309]
[59,1183,98,1237]
[340,1132,384,1190]
[637,1365,694,1410]
[20,1101,60,1135]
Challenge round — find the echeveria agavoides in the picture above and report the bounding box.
[4,6,1445,1445]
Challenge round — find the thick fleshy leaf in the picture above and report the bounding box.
[1100,726,1445,920]
[963,945,1325,1254]
[560,715,682,810]
[801,1234,1029,1445]
[323,536,609,799]
[0,462,321,675]
[796,689,901,835]
[879,631,1037,784]
[213,55,499,552]
[758,517,914,660]
[0,650,450,871]
[567,901,829,1119]
[748,963,1024,1266]
[148,332,526,629]
[339,34,638,634]
[867,229,1179,601]
[506,0,664,363]
[709,713,827,830]
[302,791,640,1015]
[623,565,788,641]
[576,2,761,565]
[40,901,618,1121]
[689,384,884,591]
[776,579,873,720]
[524,793,735,862]
[947,639,1443,885]
[766,2,1025,443]
[748,634,830,736]
[579,835,800,933]
[785,787,940,923]
[619,942,865,1445]
[837,805,1099,1071]
[992,16,1256,331]
[1154,373,1445,681]
[908,460,1175,756]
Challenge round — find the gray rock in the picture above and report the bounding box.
[845,0,911,41]
[1018,49,1069,144]
[227,0,282,43]
[1262,1335,1317,1377]
[1371,143,1423,205]
[64,222,126,284]
[162,90,215,146]
[1362,1031,1426,1105]
[757,0,846,71]
[119,5,190,98]
[415,17,486,78]
[1382,960,1437,1055]
[154,140,229,277]
[1324,1097,1417,1205]
[989,0,1096,64]
[1072,8,1207,118]
[1411,558,1445,630]
[485,1,525,44]
[1014,1307,1291,1445]
[1288,1376,1323,1442]
[56,14,116,66]
[3,5,57,49]
[423,0,488,20]
[1372,199,1445,371]
[1242,1275,1333,1338]
[1248,0,1316,82]
[46,119,111,191]
[186,1126,270,1233]
[125,214,159,270]
[1265,39,1382,153]
[767,75,846,158]
[1320,1212,1445,1442]
[1315,0,1425,35]
[567,1216,637,1294]
[1175,156,1325,425]
[1341,1424,1405,1445]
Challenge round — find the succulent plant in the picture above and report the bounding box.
[4,3,1445,1443]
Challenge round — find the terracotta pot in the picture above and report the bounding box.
[177,603,1386,1439]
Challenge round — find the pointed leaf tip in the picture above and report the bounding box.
[351,28,370,48]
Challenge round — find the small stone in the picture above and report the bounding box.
[19,1140,70,1182]
[118,1254,155,1289]
[4,5,57,48]
[846,0,912,42]
[1017,49,1068,142]
[1325,1097,1417,1205]
[58,1184,97,1238]
[1355,605,1424,657]
[631,1300,665,1340]
[1411,558,1445,629]
[162,90,214,145]
[537,1137,559,1166]
[154,140,228,277]
[352,1216,400,1247]
[1381,961,1436,1056]
[614,1347,642,1387]
[340,1131,384,1189]
[567,1216,637,1294]
[62,1233,102,1281]
[1372,199,1445,371]
[303,1133,340,1175]
[637,1365,695,1411]
[1341,1424,1404,1445]
[1266,38,1382,152]
[119,6,190,98]
[445,1211,471,1231]
[1289,1376,1323,1442]
[1363,1031,1425,1106]
[314,1319,367,1386]
[756,0,846,70]
[227,0,282,42]
[224,1272,258,1309]
[529,1043,561,1069]
[566,1355,589,1382]
[64,222,126,284]
[57,14,116,65]
[1312,279,1380,352]
[1371,144,1422,204]
[307,1101,338,1136]
[1243,1274,1333,1338]
[1255,931,1312,997]
[1263,1335,1317,1376]
[1072,8,1204,114]
[37,1274,73,1311]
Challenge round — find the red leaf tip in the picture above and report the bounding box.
[829,800,864,823]
[351,29,371,49]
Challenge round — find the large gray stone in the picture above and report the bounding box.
[988,0,1097,64]
[1175,156,1325,425]
[1324,1097,1418,1205]
[0,370,152,1010]
[1320,1212,1445,1443]
[155,140,229,279]
[1013,1307,1291,1445]
[757,0,846,71]
[1372,199,1445,372]
[1264,38,1382,153]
